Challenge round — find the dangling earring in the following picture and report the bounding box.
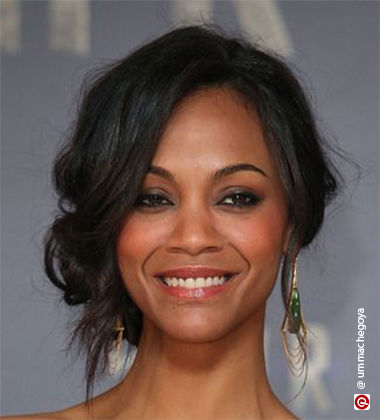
[107,316,125,376]
[281,257,308,376]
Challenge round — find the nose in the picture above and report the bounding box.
[165,201,225,255]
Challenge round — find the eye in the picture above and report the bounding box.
[134,193,173,208]
[219,191,261,208]
[134,191,260,210]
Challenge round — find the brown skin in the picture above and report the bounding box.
[5,88,298,420]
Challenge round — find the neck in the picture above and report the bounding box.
[92,307,294,419]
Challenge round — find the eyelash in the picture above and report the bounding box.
[134,191,261,210]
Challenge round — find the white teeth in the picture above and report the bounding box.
[161,275,230,288]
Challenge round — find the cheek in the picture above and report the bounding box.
[222,205,289,263]
[222,205,289,307]
[117,213,165,264]
[116,214,175,309]
[116,217,158,295]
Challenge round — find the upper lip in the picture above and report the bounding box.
[155,266,237,279]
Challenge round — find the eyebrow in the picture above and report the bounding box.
[147,163,268,182]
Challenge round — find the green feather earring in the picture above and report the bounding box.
[287,262,301,333]
[281,257,308,377]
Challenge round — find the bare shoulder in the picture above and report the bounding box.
[268,395,300,420]
[1,413,66,420]
[1,405,89,420]
[278,406,300,420]
[1,382,125,420]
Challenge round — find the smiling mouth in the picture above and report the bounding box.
[155,273,236,288]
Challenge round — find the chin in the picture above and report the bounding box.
[164,325,231,344]
[153,311,249,345]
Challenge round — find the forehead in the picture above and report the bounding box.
[151,87,278,179]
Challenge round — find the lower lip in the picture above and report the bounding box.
[155,276,237,299]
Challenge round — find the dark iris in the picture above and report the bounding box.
[134,193,171,207]
[134,191,260,209]
[220,192,260,207]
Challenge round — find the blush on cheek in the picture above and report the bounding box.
[117,221,150,261]
[116,218,162,293]
[117,213,168,253]
[224,211,288,272]
[231,215,286,247]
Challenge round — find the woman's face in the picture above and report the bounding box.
[117,87,292,342]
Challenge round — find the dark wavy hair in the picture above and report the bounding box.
[44,24,341,404]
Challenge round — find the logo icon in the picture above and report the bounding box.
[354,394,370,410]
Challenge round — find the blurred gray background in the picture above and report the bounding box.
[1,1,379,419]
